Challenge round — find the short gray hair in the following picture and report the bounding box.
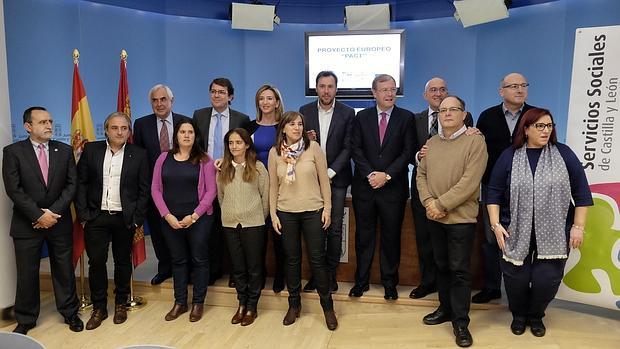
[103,111,132,132]
[372,74,395,90]
[148,84,174,101]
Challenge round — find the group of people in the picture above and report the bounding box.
[2,71,592,347]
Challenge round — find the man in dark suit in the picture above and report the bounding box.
[2,106,83,335]
[474,72,536,304]
[299,71,354,293]
[133,84,189,285]
[349,74,416,300]
[193,78,250,284]
[409,77,474,299]
[76,112,149,330]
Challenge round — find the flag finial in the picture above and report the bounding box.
[73,49,80,64]
[120,49,127,61]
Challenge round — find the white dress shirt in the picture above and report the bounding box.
[101,141,125,211]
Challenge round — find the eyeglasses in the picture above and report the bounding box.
[438,107,463,114]
[531,122,555,131]
[210,89,228,96]
[376,87,398,94]
[427,87,447,94]
[502,83,530,90]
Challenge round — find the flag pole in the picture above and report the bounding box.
[73,49,92,313]
[118,49,146,311]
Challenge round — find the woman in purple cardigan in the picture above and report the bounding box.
[151,119,216,323]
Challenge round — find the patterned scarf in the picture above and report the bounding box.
[281,138,305,184]
[504,144,571,265]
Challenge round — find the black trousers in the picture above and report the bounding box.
[500,248,567,321]
[13,223,78,325]
[162,214,212,305]
[480,185,502,291]
[352,195,406,288]
[84,212,134,309]
[146,200,171,276]
[278,209,334,311]
[429,221,475,328]
[208,200,224,278]
[224,224,265,311]
[410,182,437,288]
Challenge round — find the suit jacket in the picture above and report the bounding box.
[476,102,534,184]
[351,105,416,202]
[2,139,76,238]
[75,141,150,229]
[299,100,354,188]
[192,107,250,152]
[133,112,189,174]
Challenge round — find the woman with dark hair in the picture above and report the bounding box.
[268,111,337,330]
[244,84,287,293]
[486,108,592,337]
[217,128,269,326]
[151,119,216,323]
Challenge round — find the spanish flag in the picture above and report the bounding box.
[70,49,95,267]
[117,50,146,267]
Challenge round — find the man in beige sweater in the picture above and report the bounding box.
[416,95,487,348]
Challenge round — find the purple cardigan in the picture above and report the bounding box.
[151,152,217,218]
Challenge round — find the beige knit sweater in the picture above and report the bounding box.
[416,133,487,224]
[268,141,331,216]
[217,161,269,228]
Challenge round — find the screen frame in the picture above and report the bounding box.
[304,29,405,99]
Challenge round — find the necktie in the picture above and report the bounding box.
[429,111,439,138]
[213,113,223,159]
[159,119,170,152]
[37,144,48,186]
[379,112,387,145]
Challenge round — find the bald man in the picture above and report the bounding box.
[409,77,472,299]
[474,72,537,303]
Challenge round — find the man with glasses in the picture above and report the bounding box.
[417,95,487,347]
[409,77,474,299]
[134,84,189,285]
[474,72,536,303]
[349,74,416,300]
[193,78,250,285]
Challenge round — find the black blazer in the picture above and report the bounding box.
[133,112,189,174]
[2,139,76,238]
[299,100,355,188]
[192,107,250,152]
[75,141,150,229]
[476,102,535,184]
[351,105,416,201]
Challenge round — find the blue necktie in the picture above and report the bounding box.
[213,113,223,159]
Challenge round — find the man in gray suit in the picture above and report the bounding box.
[410,77,473,299]
[193,77,250,284]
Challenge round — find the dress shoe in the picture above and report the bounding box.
[113,304,127,324]
[272,276,285,293]
[348,284,369,298]
[453,325,473,347]
[13,323,36,335]
[330,277,339,293]
[150,273,171,285]
[65,314,84,332]
[241,310,257,326]
[165,303,188,321]
[208,272,222,286]
[510,318,527,335]
[231,305,246,324]
[303,278,316,292]
[86,308,108,330]
[282,306,301,326]
[189,304,204,322]
[529,319,546,337]
[323,310,338,331]
[384,286,398,300]
[228,276,236,288]
[409,285,436,299]
[423,308,451,325]
[471,288,501,304]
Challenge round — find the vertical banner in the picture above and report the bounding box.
[561,25,620,311]
[0,0,17,309]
